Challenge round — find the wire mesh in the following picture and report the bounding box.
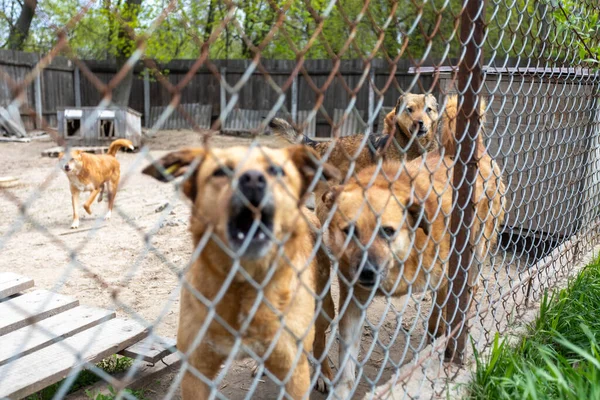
[0,0,600,399]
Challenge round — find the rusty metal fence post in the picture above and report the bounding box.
[445,0,486,363]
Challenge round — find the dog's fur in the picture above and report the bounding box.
[382,94,488,157]
[270,93,440,175]
[142,145,341,399]
[59,139,134,229]
[317,151,505,397]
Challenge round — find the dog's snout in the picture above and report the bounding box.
[64,165,70,171]
[358,263,377,285]
[239,170,266,206]
[418,120,424,128]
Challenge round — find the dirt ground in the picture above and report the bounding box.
[0,130,506,399]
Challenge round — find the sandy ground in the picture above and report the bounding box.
[0,130,519,400]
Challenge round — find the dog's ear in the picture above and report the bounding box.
[142,148,206,200]
[321,185,343,210]
[426,94,438,112]
[394,94,407,115]
[286,145,341,196]
[406,202,430,235]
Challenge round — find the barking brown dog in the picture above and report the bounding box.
[142,145,340,399]
[317,152,505,398]
[270,93,440,177]
[59,138,134,229]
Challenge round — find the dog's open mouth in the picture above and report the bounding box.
[416,129,428,137]
[227,204,275,258]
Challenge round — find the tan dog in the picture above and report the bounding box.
[317,152,505,398]
[142,145,341,399]
[270,93,440,177]
[382,94,488,157]
[59,139,134,229]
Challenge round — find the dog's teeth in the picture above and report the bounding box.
[237,232,245,240]
[258,232,266,240]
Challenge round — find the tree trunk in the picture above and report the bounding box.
[203,0,215,43]
[112,0,142,107]
[6,0,37,50]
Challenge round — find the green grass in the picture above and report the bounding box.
[468,257,600,400]
[26,355,134,400]
[85,385,147,400]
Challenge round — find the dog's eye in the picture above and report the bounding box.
[267,165,285,177]
[212,167,228,178]
[380,226,397,238]
[426,107,432,113]
[406,107,413,113]
[341,225,353,237]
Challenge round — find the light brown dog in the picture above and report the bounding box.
[317,151,505,398]
[270,93,440,176]
[382,94,488,157]
[59,139,134,229]
[142,145,341,399]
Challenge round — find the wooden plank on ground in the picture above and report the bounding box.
[0,306,116,366]
[0,290,79,336]
[0,318,148,400]
[0,272,34,300]
[120,336,176,363]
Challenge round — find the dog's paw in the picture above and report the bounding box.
[84,205,92,215]
[250,362,266,378]
[315,377,329,393]
[331,381,353,400]
[70,220,80,229]
[104,210,112,221]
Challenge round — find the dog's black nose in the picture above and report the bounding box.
[239,170,266,206]
[64,165,70,171]
[358,259,380,287]
[418,120,425,129]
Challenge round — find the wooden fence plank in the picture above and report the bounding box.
[0,306,116,366]
[0,273,34,300]
[332,109,367,137]
[0,318,148,399]
[0,290,79,336]
[120,336,176,363]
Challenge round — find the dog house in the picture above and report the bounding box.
[57,107,142,147]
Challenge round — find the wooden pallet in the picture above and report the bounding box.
[0,272,177,399]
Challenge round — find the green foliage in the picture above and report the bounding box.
[25,355,134,400]
[2,0,598,64]
[468,256,600,399]
[85,385,147,400]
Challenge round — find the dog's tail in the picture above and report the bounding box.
[107,139,135,157]
[269,118,317,147]
[440,94,487,157]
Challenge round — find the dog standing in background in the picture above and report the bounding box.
[59,138,134,229]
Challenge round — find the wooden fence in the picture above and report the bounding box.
[0,50,440,136]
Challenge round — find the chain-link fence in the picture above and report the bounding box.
[1,0,600,399]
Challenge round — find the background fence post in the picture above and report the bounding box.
[220,66,227,129]
[143,70,150,128]
[445,0,486,364]
[368,66,374,134]
[74,66,81,108]
[291,74,298,123]
[33,56,43,129]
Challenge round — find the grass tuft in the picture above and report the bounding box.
[468,256,600,400]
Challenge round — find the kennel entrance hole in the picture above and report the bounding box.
[66,119,81,137]
[99,119,115,138]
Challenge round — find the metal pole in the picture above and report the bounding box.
[368,66,375,134]
[220,67,227,129]
[445,0,485,364]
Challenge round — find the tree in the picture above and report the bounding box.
[5,0,37,50]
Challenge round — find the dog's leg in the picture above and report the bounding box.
[105,178,118,220]
[181,345,225,400]
[83,188,101,215]
[333,283,366,399]
[98,183,105,203]
[70,188,80,229]
[264,338,311,400]
[314,249,334,393]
